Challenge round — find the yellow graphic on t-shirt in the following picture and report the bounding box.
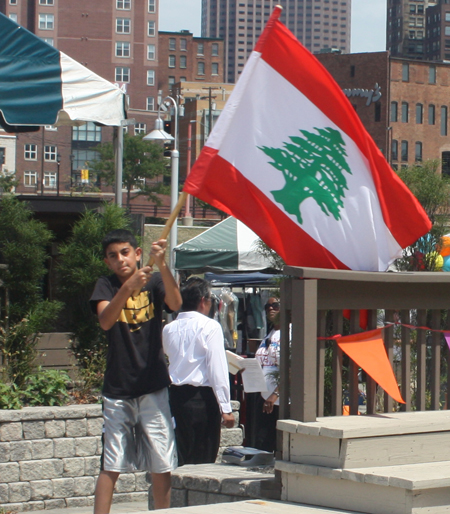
[117,291,154,331]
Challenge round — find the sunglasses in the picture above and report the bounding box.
[265,302,280,311]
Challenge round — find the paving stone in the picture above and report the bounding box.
[0,442,10,463]
[85,455,101,476]
[183,475,221,493]
[188,490,208,506]
[66,419,87,437]
[54,437,75,458]
[207,492,238,504]
[0,422,23,441]
[170,487,188,508]
[87,417,103,437]
[62,457,85,477]
[31,439,53,459]
[30,479,53,500]
[45,420,65,439]
[20,460,43,481]
[9,482,31,502]
[66,496,90,507]
[0,462,19,482]
[41,458,64,479]
[115,473,136,493]
[74,476,95,497]
[220,427,244,446]
[22,421,45,440]
[44,498,67,509]
[135,472,148,491]
[20,407,54,421]
[0,482,8,502]
[10,441,32,461]
[75,436,98,457]
[52,477,74,498]
[53,406,87,420]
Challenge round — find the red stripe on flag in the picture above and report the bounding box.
[256,18,431,248]
[184,147,349,270]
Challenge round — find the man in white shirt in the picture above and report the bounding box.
[162,277,235,465]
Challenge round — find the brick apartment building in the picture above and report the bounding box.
[316,51,450,172]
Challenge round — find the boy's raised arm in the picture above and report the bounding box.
[151,239,182,312]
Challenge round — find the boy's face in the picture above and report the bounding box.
[104,242,142,282]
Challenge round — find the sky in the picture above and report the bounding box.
[159,0,387,54]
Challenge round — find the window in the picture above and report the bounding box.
[44,145,57,161]
[429,66,436,85]
[374,102,381,122]
[135,123,146,135]
[169,38,176,51]
[212,62,219,75]
[180,76,186,82]
[212,43,219,56]
[44,172,57,188]
[416,103,423,124]
[180,55,187,68]
[198,62,205,75]
[147,44,155,60]
[180,38,187,51]
[115,67,130,82]
[116,42,130,57]
[147,21,155,37]
[9,14,17,22]
[168,55,175,67]
[9,0,17,4]
[401,140,408,161]
[72,122,102,142]
[24,144,37,160]
[39,0,54,4]
[24,171,37,186]
[401,102,409,123]
[197,43,204,55]
[168,76,175,86]
[0,148,4,166]
[148,0,155,12]
[72,149,98,171]
[117,0,131,9]
[147,69,155,86]
[402,63,409,81]
[146,97,155,111]
[391,101,398,122]
[415,142,422,161]
[116,18,131,33]
[39,14,54,30]
[441,106,448,136]
[429,104,436,124]
[391,140,398,161]
[443,151,450,176]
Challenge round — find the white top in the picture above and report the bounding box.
[162,311,232,414]
[255,328,280,404]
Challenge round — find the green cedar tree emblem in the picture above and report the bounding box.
[259,127,352,224]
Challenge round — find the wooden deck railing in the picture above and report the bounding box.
[279,267,450,423]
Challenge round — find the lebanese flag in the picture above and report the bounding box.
[183,7,431,271]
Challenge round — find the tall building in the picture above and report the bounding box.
[1,0,160,202]
[386,0,437,60]
[425,1,450,60]
[201,0,351,83]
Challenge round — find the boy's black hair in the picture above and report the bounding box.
[181,277,211,312]
[102,229,138,257]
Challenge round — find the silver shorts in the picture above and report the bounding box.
[102,388,178,474]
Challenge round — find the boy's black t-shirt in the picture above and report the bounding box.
[89,272,171,399]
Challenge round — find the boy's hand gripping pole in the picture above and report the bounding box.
[132,191,188,297]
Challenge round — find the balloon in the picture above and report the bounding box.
[443,255,450,272]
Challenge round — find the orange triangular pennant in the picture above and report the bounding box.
[337,328,405,404]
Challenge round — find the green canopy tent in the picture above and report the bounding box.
[174,217,276,273]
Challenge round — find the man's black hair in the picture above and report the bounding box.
[181,277,211,312]
[102,229,138,257]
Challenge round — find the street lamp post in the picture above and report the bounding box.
[144,96,179,275]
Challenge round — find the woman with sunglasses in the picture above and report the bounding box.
[253,297,281,453]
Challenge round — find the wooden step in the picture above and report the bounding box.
[278,411,450,468]
[276,460,450,514]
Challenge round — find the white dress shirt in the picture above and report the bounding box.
[162,311,232,414]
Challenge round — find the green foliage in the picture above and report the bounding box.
[21,369,70,407]
[57,203,133,371]
[0,301,63,387]
[395,161,450,271]
[90,133,169,208]
[0,381,21,409]
[0,170,19,193]
[259,127,351,224]
[0,196,56,321]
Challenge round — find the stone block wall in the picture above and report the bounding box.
[0,402,242,512]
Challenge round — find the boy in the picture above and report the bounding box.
[89,229,182,512]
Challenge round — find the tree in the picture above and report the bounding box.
[0,196,62,386]
[57,203,134,388]
[394,160,450,271]
[90,133,169,208]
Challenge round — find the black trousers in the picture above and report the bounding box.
[169,384,221,466]
[253,393,279,453]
